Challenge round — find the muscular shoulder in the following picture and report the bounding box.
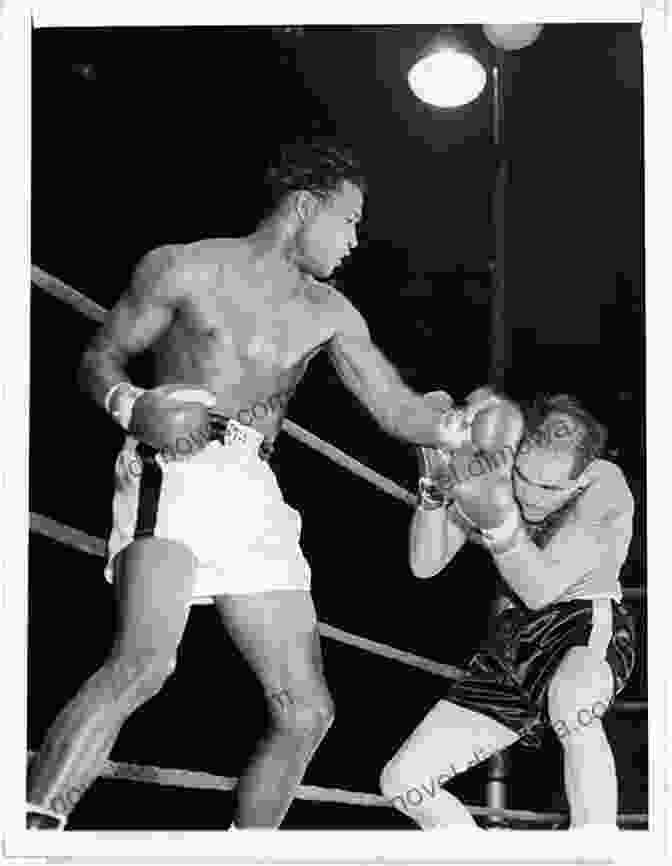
[132,239,242,301]
[131,243,201,301]
[575,459,635,522]
[179,237,248,284]
[181,236,248,265]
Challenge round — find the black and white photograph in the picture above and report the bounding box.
[3,0,670,861]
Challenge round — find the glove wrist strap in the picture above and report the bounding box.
[104,382,145,431]
[417,477,447,510]
[437,409,471,450]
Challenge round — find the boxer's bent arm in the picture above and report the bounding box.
[492,483,634,610]
[79,247,182,408]
[409,507,467,579]
[326,301,446,446]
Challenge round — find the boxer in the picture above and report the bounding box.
[27,138,492,830]
[381,391,636,830]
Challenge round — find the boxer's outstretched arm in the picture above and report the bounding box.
[326,296,452,446]
[79,246,182,408]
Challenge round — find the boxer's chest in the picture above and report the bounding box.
[183,277,336,373]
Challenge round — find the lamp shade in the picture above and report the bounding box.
[408,48,487,108]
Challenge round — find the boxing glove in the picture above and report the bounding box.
[107,383,216,457]
[437,389,512,452]
[452,470,518,529]
[448,390,523,545]
[416,391,456,507]
[468,392,524,458]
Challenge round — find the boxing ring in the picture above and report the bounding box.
[29,265,648,829]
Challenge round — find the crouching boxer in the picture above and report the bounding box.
[26,139,491,831]
[380,391,636,830]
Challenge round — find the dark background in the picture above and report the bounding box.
[29,24,646,830]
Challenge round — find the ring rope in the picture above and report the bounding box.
[26,752,646,826]
[30,510,646,710]
[32,265,106,324]
[281,418,416,507]
[30,511,105,559]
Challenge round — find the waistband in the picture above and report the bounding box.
[493,596,630,624]
[164,386,293,432]
[133,417,274,464]
[155,387,279,461]
[209,414,275,461]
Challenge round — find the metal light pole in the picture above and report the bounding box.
[482,23,543,827]
[489,51,508,390]
[485,23,544,387]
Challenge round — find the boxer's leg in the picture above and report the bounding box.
[379,700,520,829]
[547,645,616,828]
[213,591,334,829]
[27,537,197,827]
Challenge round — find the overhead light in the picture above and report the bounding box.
[482,23,543,51]
[408,30,487,108]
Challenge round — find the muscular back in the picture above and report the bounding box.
[83,239,343,439]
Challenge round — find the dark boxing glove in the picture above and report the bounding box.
[467,388,525,458]
[106,383,216,458]
[451,391,525,550]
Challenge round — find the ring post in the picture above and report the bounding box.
[485,752,511,829]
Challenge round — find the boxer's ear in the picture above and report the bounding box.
[294,190,320,223]
[465,385,498,405]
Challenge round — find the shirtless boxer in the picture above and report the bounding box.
[26,139,490,830]
[380,391,636,829]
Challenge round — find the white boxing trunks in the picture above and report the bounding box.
[104,395,311,599]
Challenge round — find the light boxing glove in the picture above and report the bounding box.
[416,391,457,508]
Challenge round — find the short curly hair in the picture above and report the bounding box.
[523,393,608,478]
[264,138,366,210]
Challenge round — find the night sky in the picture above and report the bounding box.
[29,24,646,830]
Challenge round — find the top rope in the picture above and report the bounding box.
[30,265,417,509]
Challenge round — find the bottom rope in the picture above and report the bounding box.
[28,753,647,827]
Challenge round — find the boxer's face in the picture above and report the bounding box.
[296,180,363,278]
[513,413,585,521]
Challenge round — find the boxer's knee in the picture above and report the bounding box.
[379,755,411,806]
[103,650,177,710]
[379,750,435,807]
[548,646,613,743]
[380,757,455,816]
[267,687,335,747]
